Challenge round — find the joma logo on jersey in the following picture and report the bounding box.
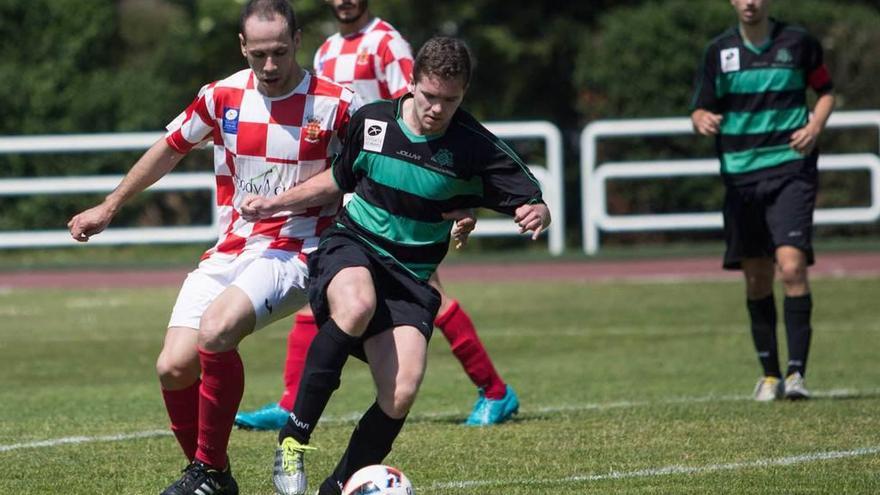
[397,150,421,161]
[431,148,454,167]
[304,116,322,144]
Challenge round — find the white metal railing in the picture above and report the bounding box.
[484,122,564,255]
[0,173,217,248]
[581,111,880,254]
[0,122,564,253]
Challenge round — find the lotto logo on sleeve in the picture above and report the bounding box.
[223,107,240,134]
[363,119,387,152]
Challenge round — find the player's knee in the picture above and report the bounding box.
[156,352,198,387]
[392,372,424,416]
[197,312,243,351]
[777,260,807,287]
[331,293,375,331]
[745,276,773,299]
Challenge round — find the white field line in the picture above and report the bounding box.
[431,446,880,490]
[0,429,169,453]
[1,387,878,454]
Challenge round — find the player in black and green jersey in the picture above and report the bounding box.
[690,0,834,402]
[242,36,550,495]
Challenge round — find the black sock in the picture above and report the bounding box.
[784,293,813,377]
[279,319,356,444]
[329,401,407,486]
[317,477,343,495]
[747,295,780,377]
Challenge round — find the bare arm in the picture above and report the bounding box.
[240,168,342,222]
[790,92,835,155]
[67,138,186,241]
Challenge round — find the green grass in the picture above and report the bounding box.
[2,277,880,493]
[2,234,879,270]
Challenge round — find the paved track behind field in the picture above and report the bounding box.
[2,251,878,289]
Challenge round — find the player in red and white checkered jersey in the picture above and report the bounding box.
[166,65,356,261]
[235,0,521,440]
[313,2,413,103]
[68,2,356,494]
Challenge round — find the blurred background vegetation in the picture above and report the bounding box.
[1,0,879,254]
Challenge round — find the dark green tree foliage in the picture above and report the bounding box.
[575,0,880,241]
[0,0,878,241]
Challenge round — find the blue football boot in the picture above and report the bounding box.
[234,402,289,431]
[464,385,520,426]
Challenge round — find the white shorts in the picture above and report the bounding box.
[168,250,309,331]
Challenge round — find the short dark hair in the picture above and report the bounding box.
[239,0,297,39]
[413,37,473,86]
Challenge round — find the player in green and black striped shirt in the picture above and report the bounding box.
[242,36,550,495]
[691,0,834,403]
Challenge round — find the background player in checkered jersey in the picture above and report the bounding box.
[234,0,521,432]
[241,36,550,495]
[68,1,358,494]
[690,0,835,402]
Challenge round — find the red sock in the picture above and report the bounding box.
[435,300,507,400]
[279,313,319,411]
[161,380,200,461]
[195,348,244,470]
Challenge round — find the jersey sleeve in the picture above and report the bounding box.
[331,109,365,193]
[804,34,833,94]
[478,134,545,216]
[689,43,719,113]
[165,83,217,153]
[377,34,414,99]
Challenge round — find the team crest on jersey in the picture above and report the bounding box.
[356,49,370,66]
[223,107,240,134]
[304,116,322,144]
[720,47,740,73]
[431,148,454,167]
[363,118,387,152]
[775,48,793,64]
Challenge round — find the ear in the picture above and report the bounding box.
[293,29,302,50]
[239,33,247,58]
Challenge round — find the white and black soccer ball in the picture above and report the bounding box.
[341,464,414,495]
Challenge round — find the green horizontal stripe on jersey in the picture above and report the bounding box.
[352,153,483,200]
[716,68,805,96]
[720,106,807,136]
[400,262,438,281]
[346,194,452,246]
[341,226,438,281]
[721,144,803,175]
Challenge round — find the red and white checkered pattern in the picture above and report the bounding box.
[165,69,357,261]
[313,17,413,103]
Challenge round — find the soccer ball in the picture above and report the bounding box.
[341,464,414,495]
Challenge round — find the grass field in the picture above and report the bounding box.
[2,276,879,494]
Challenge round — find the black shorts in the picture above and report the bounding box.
[722,168,817,270]
[307,227,440,360]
